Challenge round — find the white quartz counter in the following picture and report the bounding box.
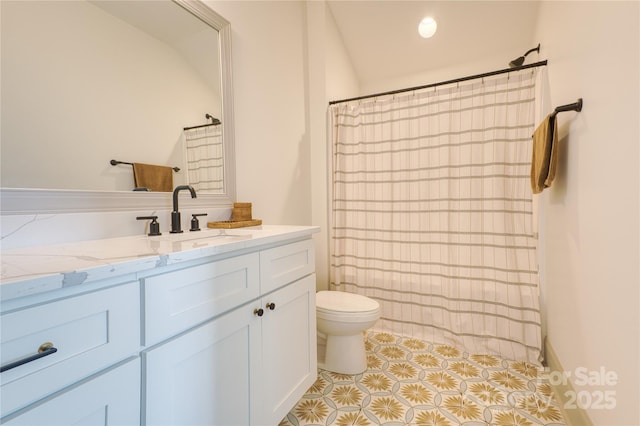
[0,225,319,302]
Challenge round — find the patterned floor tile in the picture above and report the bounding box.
[280,332,565,426]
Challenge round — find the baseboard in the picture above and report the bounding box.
[544,338,594,426]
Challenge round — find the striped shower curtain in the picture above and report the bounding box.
[329,70,542,363]
[183,124,224,193]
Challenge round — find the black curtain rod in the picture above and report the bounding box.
[328,60,548,106]
[183,114,221,131]
[183,122,221,131]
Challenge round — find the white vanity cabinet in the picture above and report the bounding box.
[143,237,317,426]
[0,226,319,426]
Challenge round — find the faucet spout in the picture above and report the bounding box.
[170,185,197,233]
[172,185,197,212]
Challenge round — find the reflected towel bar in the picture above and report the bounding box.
[110,159,180,173]
[183,113,221,131]
[551,98,583,118]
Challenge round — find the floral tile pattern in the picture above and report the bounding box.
[280,332,565,426]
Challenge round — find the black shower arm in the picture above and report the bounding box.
[523,44,541,58]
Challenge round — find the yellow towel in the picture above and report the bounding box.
[132,163,173,192]
[530,114,558,194]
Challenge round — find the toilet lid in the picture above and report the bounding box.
[316,291,380,313]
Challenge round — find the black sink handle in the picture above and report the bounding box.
[190,213,208,232]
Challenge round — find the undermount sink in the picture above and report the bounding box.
[154,228,253,243]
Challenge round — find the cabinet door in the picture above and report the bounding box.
[144,304,261,426]
[3,358,140,426]
[260,274,317,425]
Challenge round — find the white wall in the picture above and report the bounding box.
[325,6,361,103]
[206,0,311,227]
[533,2,639,425]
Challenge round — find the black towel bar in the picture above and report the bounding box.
[551,98,583,117]
[110,159,180,173]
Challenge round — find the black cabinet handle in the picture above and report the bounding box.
[253,308,264,317]
[266,302,276,311]
[1,342,58,373]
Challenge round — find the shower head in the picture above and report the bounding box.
[509,43,540,68]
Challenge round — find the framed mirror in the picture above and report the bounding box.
[0,0,235,213]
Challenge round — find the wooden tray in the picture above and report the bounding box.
[207,219,262,229]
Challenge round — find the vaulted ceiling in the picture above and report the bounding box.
[327,1,541,86]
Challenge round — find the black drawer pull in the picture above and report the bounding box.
[1,342,58,373]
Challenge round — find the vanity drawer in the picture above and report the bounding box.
[260,239,315,294]
[3,358,140,426]
[0,282,140,418]
[144,252,260,345]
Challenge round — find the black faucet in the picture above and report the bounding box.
[170,185,197,233]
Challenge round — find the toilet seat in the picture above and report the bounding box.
[316,291,380,316]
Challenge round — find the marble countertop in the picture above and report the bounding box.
[0,225,319,302]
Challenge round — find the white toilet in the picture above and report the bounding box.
[316,290,381,375]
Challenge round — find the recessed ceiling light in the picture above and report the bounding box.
[418,17,437,39]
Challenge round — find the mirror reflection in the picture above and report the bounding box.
[1,0,225,194]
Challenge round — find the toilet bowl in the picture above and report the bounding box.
[316,290,380,375]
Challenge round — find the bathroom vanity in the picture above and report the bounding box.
[0,225,319,425]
